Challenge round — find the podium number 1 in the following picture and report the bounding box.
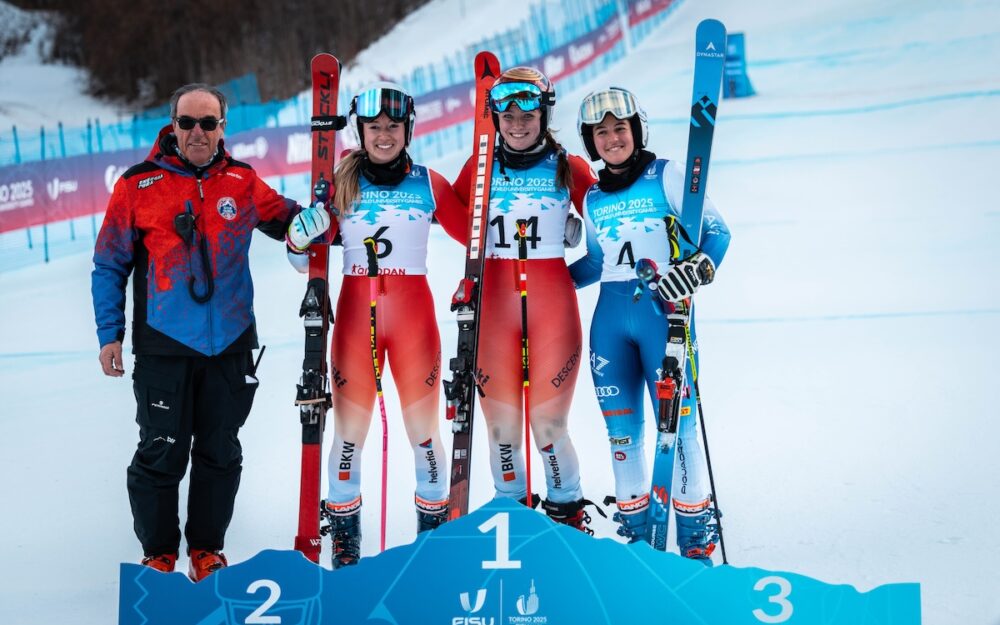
[753,575,793,623]
[478,512,521,569]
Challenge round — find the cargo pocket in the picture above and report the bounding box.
[225,354,259,429]
[132,363,182,433]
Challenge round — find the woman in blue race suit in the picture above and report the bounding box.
[568,87,731,563]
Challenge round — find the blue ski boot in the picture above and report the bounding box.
[613,507,649,543]
[675,506,721,566]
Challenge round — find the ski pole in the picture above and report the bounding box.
[684,326,728,564]
[363,237,389,553]
[515,220,533,506]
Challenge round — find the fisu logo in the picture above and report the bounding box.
[459,588,487,613]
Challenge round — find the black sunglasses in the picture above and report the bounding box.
[174,116,224,131]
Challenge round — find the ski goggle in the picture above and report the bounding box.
[174,116,224,131]
[353,87,413,122]
[489,82,545,113]
[578,89,640,125]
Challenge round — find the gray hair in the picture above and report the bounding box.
[169,83,228,119]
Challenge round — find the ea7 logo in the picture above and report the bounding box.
[459,589,487,613]
[590,351,610,376]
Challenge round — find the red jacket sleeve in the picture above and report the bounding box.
[430,169,470,245]
[568,154,597,215]
[451,155,477,207]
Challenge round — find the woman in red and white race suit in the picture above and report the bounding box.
[452,67,600,531]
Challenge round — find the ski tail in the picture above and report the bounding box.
[444,51,501,520]
[294,52,343,563]
[643,19,727,553]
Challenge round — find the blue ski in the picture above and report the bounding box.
[642,18,727,552]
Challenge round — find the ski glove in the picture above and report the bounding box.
[654,252,716,302]
[286,206,331,251]
[564,212,583,248]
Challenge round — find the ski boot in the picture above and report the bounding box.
[321,499,362,569]
[141,552,177,573]
[416,497,449,533]
[542,498,605,536]
[518,494,541,509]
[187,549,227,582]
[675,506,721,566]
[603,495,649,543]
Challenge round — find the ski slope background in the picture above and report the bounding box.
[2,0,999,624]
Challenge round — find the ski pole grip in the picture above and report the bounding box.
[363,238,379,278]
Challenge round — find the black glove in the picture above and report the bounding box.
[655,252,716,302]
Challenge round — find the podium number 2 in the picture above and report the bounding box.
[478,512,522,569]
[753,576,793,623]
[246,579,281,624]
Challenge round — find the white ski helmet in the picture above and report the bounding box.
[349,81,416,146]
[577,87,648,161]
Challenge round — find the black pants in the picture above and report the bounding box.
[127,352,258,556]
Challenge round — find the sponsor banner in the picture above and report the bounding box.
[1,0,679,234]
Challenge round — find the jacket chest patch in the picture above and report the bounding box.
[217,197,238,220]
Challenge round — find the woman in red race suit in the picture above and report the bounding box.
[452,67,601,531]
[291,82,466,568]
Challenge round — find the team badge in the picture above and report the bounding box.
[217,197,238,220]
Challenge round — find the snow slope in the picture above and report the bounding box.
[1,0,999,624]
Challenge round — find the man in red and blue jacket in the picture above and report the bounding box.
[91,83,329,581]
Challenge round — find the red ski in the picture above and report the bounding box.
[444,51,501,520]
[294,52,344,563]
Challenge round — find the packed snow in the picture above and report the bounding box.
[1,0,998,624]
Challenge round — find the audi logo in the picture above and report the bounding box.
[594,386,620,398]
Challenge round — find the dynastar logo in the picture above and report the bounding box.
[697,41,725,59]
[499,443,515,482]
[338,441,356,480]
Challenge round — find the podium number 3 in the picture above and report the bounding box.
[478,512,522,569]
[753,576,793,623]
[246,579,281,624]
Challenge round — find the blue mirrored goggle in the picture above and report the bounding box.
[489,82,544,113]
[353,87,412,122]
[578,89,639,125]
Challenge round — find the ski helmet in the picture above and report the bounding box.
[577,87,648,162]
[489,67,556,137]
[349,81,416,146]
